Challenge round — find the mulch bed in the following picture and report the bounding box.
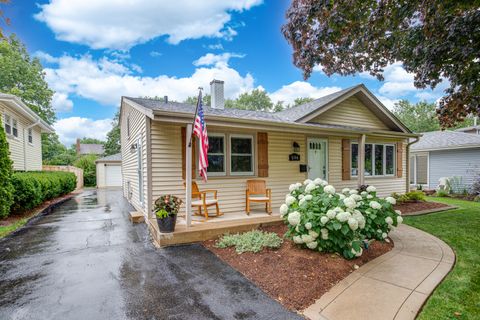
[203,224,393,311]
[394,201,450,216]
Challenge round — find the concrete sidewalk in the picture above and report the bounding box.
[303,224,455,320]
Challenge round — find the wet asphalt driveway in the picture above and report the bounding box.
[0,189,300,320]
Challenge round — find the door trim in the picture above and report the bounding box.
[306,137,329,181]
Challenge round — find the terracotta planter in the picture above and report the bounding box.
[156,214,177,233]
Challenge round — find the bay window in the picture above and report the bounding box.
[351,142,395,177]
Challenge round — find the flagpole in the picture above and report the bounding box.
[186,87,203,228]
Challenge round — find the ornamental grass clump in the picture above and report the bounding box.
[215,230,283,254]
[280,179,402,259]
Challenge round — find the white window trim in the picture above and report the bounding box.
[230,134,255,176]
[3,114,12,136]
[206,133,226,176]
[351,142,396,178]
[12,118,18,138]
[28,128,34,145]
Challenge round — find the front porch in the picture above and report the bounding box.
[148,209,283,247]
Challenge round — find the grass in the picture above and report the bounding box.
[404,197,480,320]
[0,217,28,239]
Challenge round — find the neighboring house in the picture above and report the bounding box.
[410,131,480,191]
[119,81,418,223]
[96,153,122,188]
[0,93,54,171]
[76,138,105,155]
[455,125,480,135]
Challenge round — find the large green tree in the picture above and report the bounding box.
[227,89,273,111]
[282,0,480,127]
[0,35,55,124]
[0,0,9,39]
[104,110,120,156]
[183,94,211,106]
[42,134,76,165]
[0,116,13,218]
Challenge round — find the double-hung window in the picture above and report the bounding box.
[4,114,11,135]
[28,128,33,144]
[351,142,395,177]
[230,135,254,175]
[207,134,226,175]
[12,119,18,138]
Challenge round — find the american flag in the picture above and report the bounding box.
[193,91,209,181]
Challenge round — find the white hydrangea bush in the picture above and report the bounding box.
[280,180,402,259]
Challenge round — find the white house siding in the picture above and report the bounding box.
[120,101,148,215]
[149,121,407,216]
[428,148,480,191]
[0,102,43,171]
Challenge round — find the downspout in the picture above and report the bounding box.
[406,136,420,192]
[23,120,40,171]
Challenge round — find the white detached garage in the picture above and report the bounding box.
[96,153,122,188]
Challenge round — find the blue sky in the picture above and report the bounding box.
[4,0,447,146]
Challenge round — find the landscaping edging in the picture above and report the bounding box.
[0,192,78,241]
[303,224,455,320]
[402,204,458,216]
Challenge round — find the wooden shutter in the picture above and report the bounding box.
[181,127,196,180]
[342,139,351,180]
[396,141,403,178]
[257,132,269,177]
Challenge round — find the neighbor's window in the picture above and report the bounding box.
[351,142,395,177]
[3,114,11,135]
[207,134,226,175]
[12,119,18,137]
[230,135,254,175]
[28,128,33,144]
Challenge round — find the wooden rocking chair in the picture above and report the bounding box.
[184,181,222,220]
[246,179,272,215]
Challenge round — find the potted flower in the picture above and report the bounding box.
[154,195,183,233]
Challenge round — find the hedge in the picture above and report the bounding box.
[10,171,76,213]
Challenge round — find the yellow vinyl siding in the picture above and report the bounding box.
[0,102,43,171]
[149,121,407,215]
[120,101,148,215]
[309,96,389,130]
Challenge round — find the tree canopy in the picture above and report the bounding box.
[78,137,105,145]
[393,100,474,133]
[0,35,55,124]
[104,110,121,156]
[183,94,211,106]
[282,0,480,127]
[0,0,9,39]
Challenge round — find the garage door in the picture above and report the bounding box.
[105,165,122,187]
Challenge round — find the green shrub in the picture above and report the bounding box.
[436,189,449,197]
[0,117,14,218]
[393,190,426,203]
[215,230,283,253]
[73,154,97,187]
[281,180,402,259]
[10,171,76,213]
[474,195,480,202]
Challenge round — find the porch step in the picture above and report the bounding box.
[129,211,145,223]
[148,215,283,247]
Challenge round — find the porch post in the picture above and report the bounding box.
[358,134,366,187]
[185,124,193,227]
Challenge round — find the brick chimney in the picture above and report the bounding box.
[210,79,224,109]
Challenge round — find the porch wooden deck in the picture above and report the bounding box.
[148,211,283,247]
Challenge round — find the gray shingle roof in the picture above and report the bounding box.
[126,85,361,124]
[96,153,121,162]
[79,144,105,155]
[411,131,480,151]
[276,85,360,121]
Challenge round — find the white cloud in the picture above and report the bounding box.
[35,0,263,50]
[54,117,112,146]
[149,51,162,57]
[206,43,224,50]
[377,62,416,97]
[376,95,399,110]
[34,51,59,64]
[269,81,341,105]
[51,92,73,112]
[193,52,244,67]
[43,53,254,107]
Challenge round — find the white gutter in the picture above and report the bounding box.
[406,136,421,192]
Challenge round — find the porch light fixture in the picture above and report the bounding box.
[292,141,300,153]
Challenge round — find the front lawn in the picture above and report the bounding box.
[404,197,480,320]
